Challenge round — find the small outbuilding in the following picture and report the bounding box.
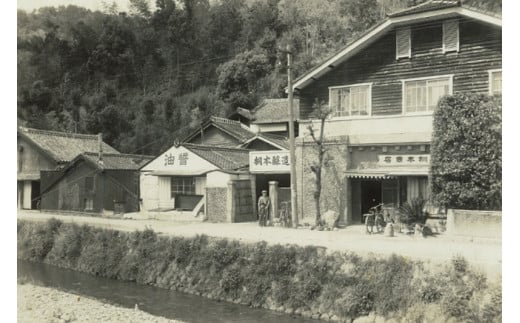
[17,127,119,210]
[40,152,152,214]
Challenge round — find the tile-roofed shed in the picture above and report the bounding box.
[18,127,119,163]
[251,99,300,124]
[184,144,250,171]
[81,152,154,170]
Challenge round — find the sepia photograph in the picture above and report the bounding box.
[15,0,505,322]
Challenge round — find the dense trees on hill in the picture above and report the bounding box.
[17,0,501,155]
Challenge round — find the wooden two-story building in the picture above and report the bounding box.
[292,0,501,224]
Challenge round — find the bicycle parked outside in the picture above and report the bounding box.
[363,203,392,234]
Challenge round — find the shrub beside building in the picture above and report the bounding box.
[431,93,502,210]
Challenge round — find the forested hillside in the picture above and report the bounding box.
[17,0,501,155]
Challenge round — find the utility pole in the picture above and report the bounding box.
[286,44,299,228]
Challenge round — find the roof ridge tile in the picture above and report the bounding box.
[19,126,100,140]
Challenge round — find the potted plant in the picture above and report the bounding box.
[397,197,427,233]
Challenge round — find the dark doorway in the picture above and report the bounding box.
[360,180,381,220]
[255,174,290,200]
[31,180,40,209]
[255,174,290,220]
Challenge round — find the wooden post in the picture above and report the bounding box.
[227,181,236,223]
[250,175,257,221]
[269,181,279,223]
[287,45,299,228]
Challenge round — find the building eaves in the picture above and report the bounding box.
[290,1,501,91]
[182,117,256,144]
[257,133,290,150]
[387,0,460,18]
[209,117,256,142]
[18,127,119,163]
[82,152,154,170]
[183,143,250,171]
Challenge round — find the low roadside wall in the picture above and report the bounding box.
[447,209,501,240]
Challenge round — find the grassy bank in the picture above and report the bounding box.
[17,219,501,322]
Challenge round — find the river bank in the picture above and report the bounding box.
[17,219,502,322]
[18,283,184,323]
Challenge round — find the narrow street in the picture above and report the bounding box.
[18,210,501,281]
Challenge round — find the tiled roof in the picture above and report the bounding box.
[18,127,119,163]
[235,108,254,120]
[250,99,300,124]
[388,0,460,17]
[82,152,154,170]
[209,116,256,142]
[257,133,289,150]
[184,144,250,171]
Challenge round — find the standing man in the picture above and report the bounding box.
[257,190,270,227]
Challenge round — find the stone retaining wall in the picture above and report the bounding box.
[206,187,227,222]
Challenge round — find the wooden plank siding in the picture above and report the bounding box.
[297,19,502,119]
[17,137,57,177]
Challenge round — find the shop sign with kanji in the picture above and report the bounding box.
[377,154,430,166]
[249,150,290,173]
[163,152,190,166]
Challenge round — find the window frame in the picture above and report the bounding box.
[442,19,460,53]
[170,176,196,197]
[488,69,502,95]
[401,75,454,115]
[328,82,373,119]
[396,27,411,59]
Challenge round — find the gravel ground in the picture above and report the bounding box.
[18,210,501,281]
[18,283,185,323]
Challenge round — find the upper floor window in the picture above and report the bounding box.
[396,28,411,59]
[171,176,195,196]
[403,76,452,114]
[442,20,459,53]
[329,83,371,117]
[489,69,502,95]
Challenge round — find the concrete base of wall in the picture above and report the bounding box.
[446,209,501,240]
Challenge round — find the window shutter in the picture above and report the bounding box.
[443,20,459,52]
[396,28,411,59]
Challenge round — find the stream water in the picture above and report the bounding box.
[18,260,322,323]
